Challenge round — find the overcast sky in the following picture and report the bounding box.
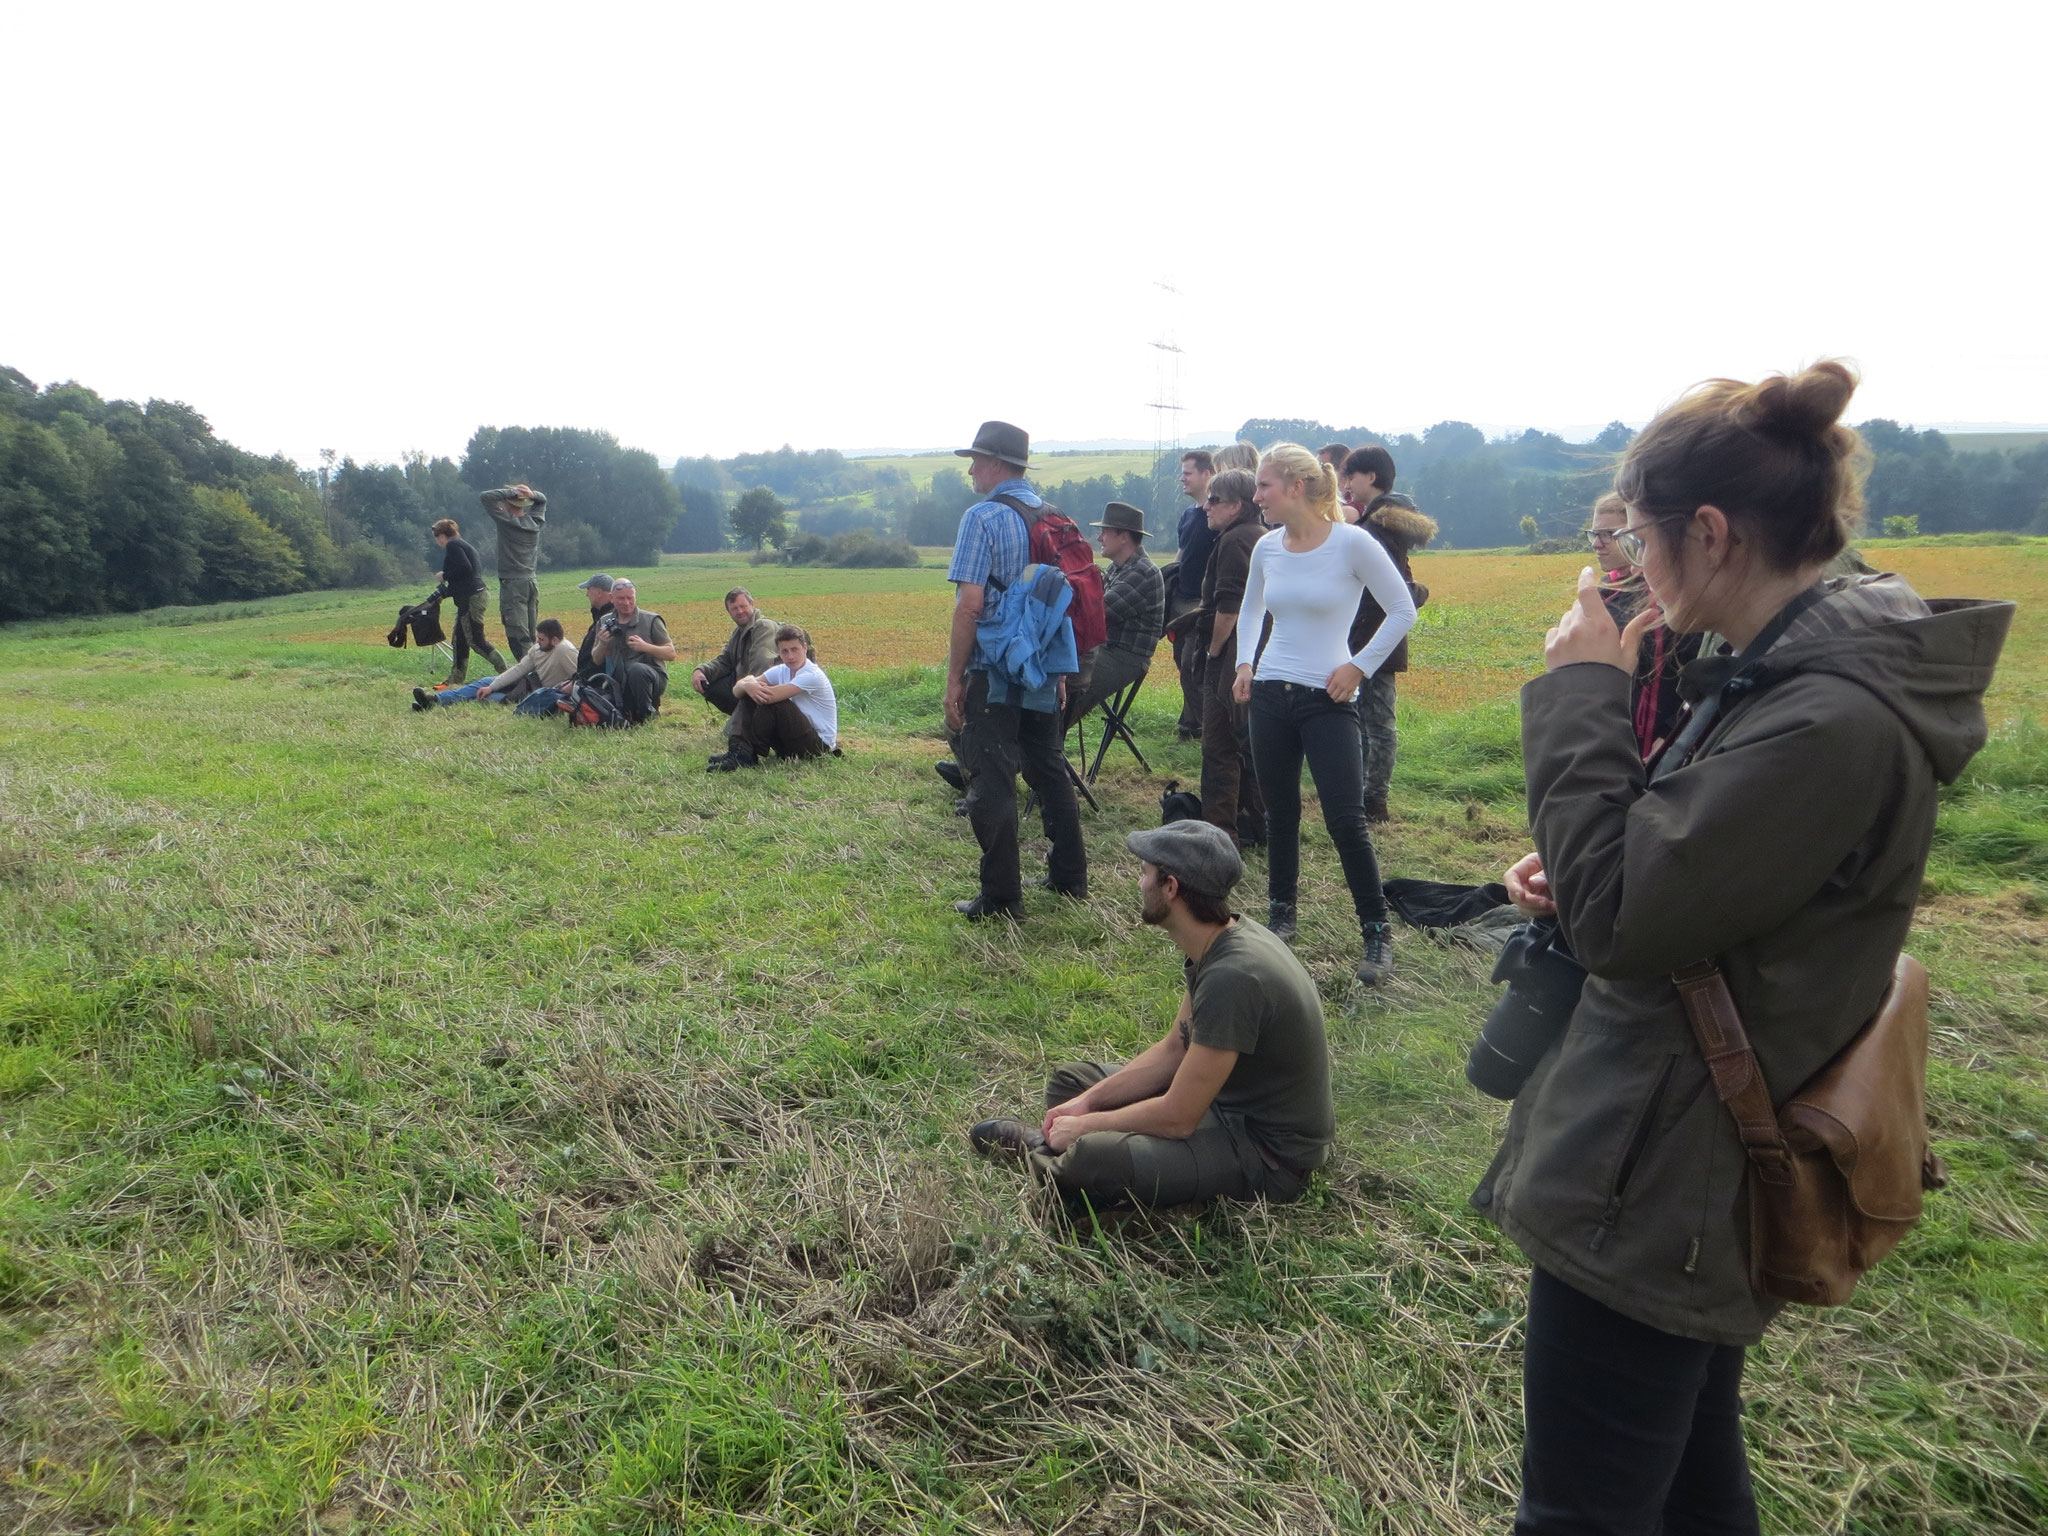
[5,1,2043,469]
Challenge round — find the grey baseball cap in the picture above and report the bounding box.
[1125,820,1243,898]
[577,572,615,591]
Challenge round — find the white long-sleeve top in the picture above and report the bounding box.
[1234,521,1417,694]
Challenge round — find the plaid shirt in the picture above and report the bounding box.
[948,478,1035,673]
[1101,549,1165,655]
[946,478,1034,593]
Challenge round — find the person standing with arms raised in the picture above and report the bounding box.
[1232,443,1415,983]
[479,483,547,661]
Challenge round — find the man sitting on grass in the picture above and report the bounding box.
[412,619,575,711]
[690,588,779,727]
[709,624,839,770]
[969,820,1334,1208]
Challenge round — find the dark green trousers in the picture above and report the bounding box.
[1031,1061,1306,1209]
[499,576,539,660]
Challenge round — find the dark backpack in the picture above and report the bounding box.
[992,494,1107,655]
[387,597,445,649]
[563,674,631,729]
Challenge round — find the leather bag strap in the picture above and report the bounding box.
[1672,961,1796,1187]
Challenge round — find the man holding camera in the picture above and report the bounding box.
[968,820,1333,1208]
[589,578,674,722]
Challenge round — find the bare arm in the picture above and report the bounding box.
[943,583,984,731]
[1044,1011,1237,1150]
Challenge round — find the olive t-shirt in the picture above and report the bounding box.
[1179,919,1334,1171]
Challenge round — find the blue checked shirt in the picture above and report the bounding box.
[948,478,1037,670]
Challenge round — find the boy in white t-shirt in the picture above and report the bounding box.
[709,623,839,770]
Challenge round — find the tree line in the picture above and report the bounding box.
[1236,416,2048,546]
[1,367,702,621]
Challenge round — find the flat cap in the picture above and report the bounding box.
[1125,820,1243,899]
[577,572,615,591]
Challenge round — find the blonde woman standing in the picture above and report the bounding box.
[1233,443,1417,982]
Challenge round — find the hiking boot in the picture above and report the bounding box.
[935,760,967,792]
[969,1118,1048,1159]
[440,670,465,687]
[706,752,739,773]
[1267,901,1298,943]
[732,741,759,768]
[1363,795,1391,824]
[955,896,1024,923]
[1035,875,1087,899]
[411,687,435,712]
[1356,923,1396,986]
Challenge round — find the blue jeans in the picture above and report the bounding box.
[435,676,505,705]
[515,687,567,717]
[1248,679,1387,928]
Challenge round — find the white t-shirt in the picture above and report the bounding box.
[764,660,838,748]
[1234,521,1417,694]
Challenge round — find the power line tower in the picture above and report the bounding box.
[1147,280,1185,533]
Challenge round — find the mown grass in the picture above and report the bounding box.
[0,550,2042,1533]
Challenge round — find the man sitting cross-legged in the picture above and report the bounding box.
[969,819,1334,1208]
[709,624,839,771]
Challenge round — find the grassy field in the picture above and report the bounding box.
[1,547,2042,1533]
[846,451,1158,490]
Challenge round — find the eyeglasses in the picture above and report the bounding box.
[1205,494,1224,505]
[1584,527,1619,548]
[1615,525,1661,565]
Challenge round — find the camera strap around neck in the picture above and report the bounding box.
[1648,583,1827,785]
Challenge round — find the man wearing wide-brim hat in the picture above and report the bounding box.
[940,420,1088,921]
[1064,500,1165,727]
[967,819,1334,1208]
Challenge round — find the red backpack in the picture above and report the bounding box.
[992,494,1106,655]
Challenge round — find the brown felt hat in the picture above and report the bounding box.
[953,420,1031,470]
[1091,502,1147,536]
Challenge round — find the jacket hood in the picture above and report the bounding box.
[1365,494,1438,549]
[1685,578,2013,785]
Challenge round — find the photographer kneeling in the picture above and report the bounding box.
[1473,362,2010,1535]
[589,579,674,723]
[968,820,1332,1209]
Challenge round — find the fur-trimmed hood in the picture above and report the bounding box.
[1364,493,1438,550]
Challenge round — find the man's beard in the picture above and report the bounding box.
[1140,885,1171,927]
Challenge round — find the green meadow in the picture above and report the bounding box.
[0,549,2042,1533]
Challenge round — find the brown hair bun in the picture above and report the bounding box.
[1734,360,1860,443]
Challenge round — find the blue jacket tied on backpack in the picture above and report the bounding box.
[978,563,1078,713]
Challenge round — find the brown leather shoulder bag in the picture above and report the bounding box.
[1672,954,1948,1306]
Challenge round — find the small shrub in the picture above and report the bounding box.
[1883,515,1920,539]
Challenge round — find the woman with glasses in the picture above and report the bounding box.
[1232,443,1416,984]
[1586,491,1699,758]
[1484,361,2009,1534]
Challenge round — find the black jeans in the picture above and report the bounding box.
[1518,1268,1758,1536]
[702,673,740,717]
[1248,679,1386,927]
[955,670,1087,905]
[732,695,826,759]
[616,662,666,723]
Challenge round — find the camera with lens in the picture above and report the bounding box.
[1465,917,1587,1101]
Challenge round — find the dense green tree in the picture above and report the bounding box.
[192,487,306,599]
[463,425,677,566]
[729,486,788,550]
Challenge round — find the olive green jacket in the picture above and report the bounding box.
[698,614,779,689]
[481,488,547,579]
[1474,581,2011,1344]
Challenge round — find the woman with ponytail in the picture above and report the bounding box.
[1232,442,1417,983]
[1480,362,2011,1532]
